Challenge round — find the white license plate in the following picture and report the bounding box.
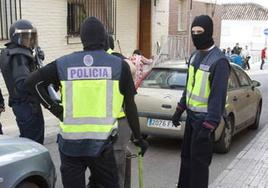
[147,118,180,129]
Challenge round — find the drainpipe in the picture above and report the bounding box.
[187,0,193,59]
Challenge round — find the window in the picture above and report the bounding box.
[67,0,116,37]
[0,0,21,40]
[228,69,239,90]
[177,0,187,31]
[233,67,251,87]
[140,68,187,89]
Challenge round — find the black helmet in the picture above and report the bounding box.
[9,19,37,49]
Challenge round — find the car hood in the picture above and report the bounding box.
[0,135,48,166]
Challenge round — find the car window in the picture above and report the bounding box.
[233,66,251,87]
[228,69,239,90]
[140,68,187,89]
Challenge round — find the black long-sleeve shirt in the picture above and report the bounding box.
[180,47,230,125]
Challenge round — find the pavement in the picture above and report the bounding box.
[0,95,60,145]
[1,60,268,187]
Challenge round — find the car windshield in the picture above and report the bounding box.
[140,68,187,89]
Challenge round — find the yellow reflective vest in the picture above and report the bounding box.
[56,51,124,141]
[186,47,227,113]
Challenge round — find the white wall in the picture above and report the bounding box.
[152,0,170,55]
[116,0,139,57]
[220,20,268,62]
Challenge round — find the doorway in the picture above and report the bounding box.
[139,0,152,58]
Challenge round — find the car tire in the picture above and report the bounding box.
[249,103,262,130]
[16,181,39,188]
[213,116,233,154]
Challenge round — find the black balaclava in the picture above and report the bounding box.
[191,15,214,50]
[80,17,106,50]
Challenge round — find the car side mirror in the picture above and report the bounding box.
[252,80,261,87]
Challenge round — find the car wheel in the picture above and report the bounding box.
[16,181,39,188]
[249,103,262,130]
[213,116,233,154]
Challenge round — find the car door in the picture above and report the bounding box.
[227,68,244,127]
[232,66,255,125]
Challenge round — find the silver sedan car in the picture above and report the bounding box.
[0,135,56,188]
[135,62,262,153]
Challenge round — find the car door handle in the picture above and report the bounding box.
[162,104,172,109]
[233,96,238,101]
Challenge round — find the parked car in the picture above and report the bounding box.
[135,61,262,153]
[0,135,56,188]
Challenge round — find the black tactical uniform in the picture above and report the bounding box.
[0,19,44,144]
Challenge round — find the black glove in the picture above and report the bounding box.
[133,138,149,156]
[50,103,63,121]
[172,107,184,127]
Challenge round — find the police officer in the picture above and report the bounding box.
[106,35,136,81]
[172,15,230,188]
[25,17,148,188]
[104,34,132,188]
[0,19,44,144]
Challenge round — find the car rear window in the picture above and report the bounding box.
[140,68,187,89]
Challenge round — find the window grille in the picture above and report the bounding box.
[67,0,116,37]
[0,0,21,40]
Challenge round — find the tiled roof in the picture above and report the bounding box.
[221,3,268,20]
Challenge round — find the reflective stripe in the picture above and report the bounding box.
[59,121,118,140]
[60,131,110,140]
[186,92,208,103]
[188,104,208,113]
[64,80,114,125]
[199,72,209,97]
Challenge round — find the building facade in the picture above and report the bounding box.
[220,3,268,62]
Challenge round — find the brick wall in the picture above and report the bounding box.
[190,2,222,53]
[151,0,170,55]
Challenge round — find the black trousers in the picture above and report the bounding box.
[177,113,213,188]
[12,102,44,144]
[88,118,132,188]
[60,145,119,188]
[0,122,3,134]
[261,59,265,70]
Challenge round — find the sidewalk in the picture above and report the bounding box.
[1,96,60,144]
[209,61,268,188]
[209,125,268,188]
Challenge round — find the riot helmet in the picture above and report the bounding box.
[9,19,37,49]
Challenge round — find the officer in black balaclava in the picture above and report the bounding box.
[191,15,214,50]
[0,19,45,144]
[172,15,230,188]
[25,16,148,188]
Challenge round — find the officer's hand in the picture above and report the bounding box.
[50,103,63,121]
[172,108,183,127]
[36,47,45,61]
[133,138,149,156]
[197,121,216,140]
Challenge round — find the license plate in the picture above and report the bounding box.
[147,118,180,129]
